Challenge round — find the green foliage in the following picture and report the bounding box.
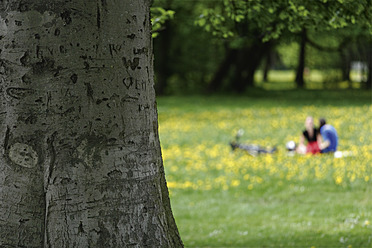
[194,0,371,41]
[195,7,234,38]
[152,0,227,94]
[151,7,175,38]
[277,41,300,69]
[151,0,371,94]
[277,30,343,70]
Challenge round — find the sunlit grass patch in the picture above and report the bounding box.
[157,91,371,247]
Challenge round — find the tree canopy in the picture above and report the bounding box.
[152,0,371,93]
[195,0,371,41]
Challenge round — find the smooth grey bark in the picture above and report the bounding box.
[0,0,182,247]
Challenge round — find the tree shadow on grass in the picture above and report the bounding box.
[158,88,371,109]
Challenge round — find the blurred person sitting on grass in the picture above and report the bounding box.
[297,116,321,154]
[318,118,338,153]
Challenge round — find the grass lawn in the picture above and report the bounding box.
[157,89,372,247]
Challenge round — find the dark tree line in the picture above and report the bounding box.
[152,0,371,94]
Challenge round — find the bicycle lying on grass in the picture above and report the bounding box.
[230,129,353,158]
[230,129,277,156]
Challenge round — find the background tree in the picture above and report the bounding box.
[282,25,372,89]
[0,0,182,247]
[197,0,371,90]
[151,1,175,95]
[152,0,224,95]
[151,0,371,93]
[195,0,277,92]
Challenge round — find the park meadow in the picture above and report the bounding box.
[157,85,371,247]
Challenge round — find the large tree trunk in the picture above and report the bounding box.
[295,28,307,88]
[339,48,351,82]
[263,50,272,82]
[207,48,238,93]
[231,41,271,92]
[366,50,372,89]
[231,47,250,92]
[154,21,172,95]
[154,0,174,95]
[357,38,372,89]
[0,1,182,247]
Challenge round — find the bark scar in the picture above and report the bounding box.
[45,132,57,190]
[3,125,10,155]
[96,3,101,29]
[44,131,57,247]
[85,83,94,102]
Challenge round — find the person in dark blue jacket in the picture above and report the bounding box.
[319,118,338,153]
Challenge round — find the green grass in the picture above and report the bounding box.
[254,70,365,90]
[157,88,372,248]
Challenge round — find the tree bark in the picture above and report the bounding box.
[231,47,249,92]
[231,41,271,92]
[263,46,274,82]
[154,22,172,95]
[366,49,372,89]
[154,0,174,95]
[339,49,351,82]
[207,48,238,93]
[356,38,372,89]
[248,41,272,87]
[0,1,182,247]
[295,28,307,88]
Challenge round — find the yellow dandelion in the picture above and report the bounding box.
[204,184,212,190]
[231,180,240,187]
[167,181,177,189]
[335,176,343,185]
[256,177,263,184]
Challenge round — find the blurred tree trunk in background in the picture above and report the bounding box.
[263,47,274,82]
[365,46,371,89]
[154,20,172,95]
[340,49,351,82]
[154,0,174,95]
[231,41,270,91]
[207,48,238,92]
[0,0,183,247]
[295,28,307,89]
[356,38,372,89]
[151,0,371,94]
[208,40,272,93]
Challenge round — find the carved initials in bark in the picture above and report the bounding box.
[6,87,35,99]
[122,77,146,90]
[109,44,123,57]
[134,47,148,55]
[0,1,183,246]
[122,57,140,70]
[123,77,134,89]
[36,45,67,59]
